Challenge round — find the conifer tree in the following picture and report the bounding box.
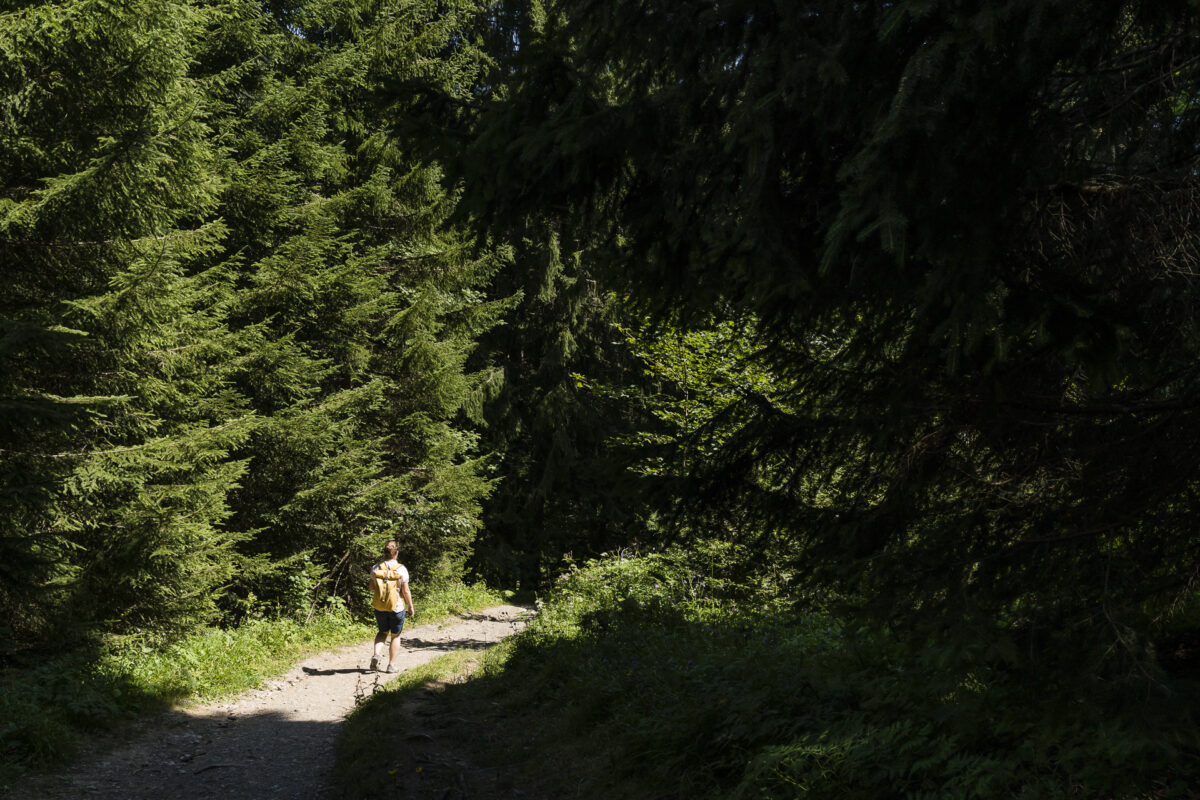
[1,0,253,640]
[200,0,509,611]
[460,0,1200,674]
[469,219,648,585]
[1,0,509,643]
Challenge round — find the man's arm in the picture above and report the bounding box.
[401,580,415,618]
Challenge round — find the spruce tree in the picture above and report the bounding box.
[200,0,509,611]
[467,218,653,585]
[460,0,1200,674]
[1,0,253,640]
[0,0,509,643]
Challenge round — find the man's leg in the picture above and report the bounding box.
[387,630,402,667]
[370,610,388,669]
[370,630,388,670]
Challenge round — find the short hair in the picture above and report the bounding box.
[383,540,399,560]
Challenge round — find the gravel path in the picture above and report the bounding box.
[10,605,530,800]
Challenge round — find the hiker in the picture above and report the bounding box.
[369,540,415,673]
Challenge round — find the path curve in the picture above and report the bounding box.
[11,605,530,800]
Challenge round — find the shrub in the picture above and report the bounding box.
[485,551,1199,798]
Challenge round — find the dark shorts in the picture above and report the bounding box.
[374,608,406,635]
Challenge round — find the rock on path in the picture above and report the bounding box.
[11,605,530,800]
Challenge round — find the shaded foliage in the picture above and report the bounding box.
[459,0,1200,675]
[468,219,651,586]
[340,552,1200,798]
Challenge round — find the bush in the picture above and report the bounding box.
[479,550,1200,798]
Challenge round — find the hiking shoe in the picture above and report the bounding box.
[369,654,380,672]
[385,664,398,673]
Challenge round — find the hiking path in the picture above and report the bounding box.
[8,605,530,800]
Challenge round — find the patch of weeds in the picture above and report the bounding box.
[331,649,483,800]
[413,581,506,624]
[333,552,1200,799]
[98,611,365,706]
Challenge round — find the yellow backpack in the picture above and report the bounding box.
[371,562,404,612]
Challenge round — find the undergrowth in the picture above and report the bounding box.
[338,550,1200,798]
[332,648,483,798]
[0,581,503,788]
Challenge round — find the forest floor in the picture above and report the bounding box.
[6,605,530,800]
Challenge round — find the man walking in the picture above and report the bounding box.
[369,540,415,673]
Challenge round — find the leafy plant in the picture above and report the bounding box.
[396,553,1200,799]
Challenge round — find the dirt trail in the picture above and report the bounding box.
[10,605,530,800]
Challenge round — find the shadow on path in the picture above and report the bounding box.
[401,636,495,652]
[9,709,343,800]
[300,666,366,676]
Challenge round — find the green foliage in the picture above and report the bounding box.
[425,553,1199,799]
[458,0,1200,694]
[1,0,506,646]
[0,0,255,638]
[470,219,652,586]
[414,580,505,621]
[576,311,776,479]
[99,611,363,704]
[203,0,508,612]
[530,541,791,640]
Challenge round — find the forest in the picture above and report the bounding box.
[3,0,1200,796]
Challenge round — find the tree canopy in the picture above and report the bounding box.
[5,0,1200,696]
[457,0,1200,671]
[0,0,506,642]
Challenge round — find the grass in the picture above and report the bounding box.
[331,648,485,798]
[413,581,512,623]
[0,580,505,789]
[333,551,1200,799]
[329,637,655,800]
[331,549,818,799]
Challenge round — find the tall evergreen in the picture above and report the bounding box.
[1,0,510,644]
[460,0,1200,672]
[201,0,509,612]
[469,219,650,585]
[0,0,252,640]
